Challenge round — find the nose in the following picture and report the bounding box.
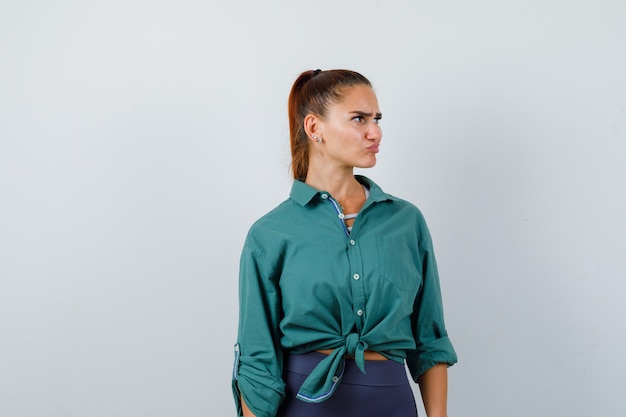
[366,122,382,142]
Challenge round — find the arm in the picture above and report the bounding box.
[232,234,285,417]
[418,363,449,417]
[405,211,457,414]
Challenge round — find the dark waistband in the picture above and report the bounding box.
[284,351,408,387]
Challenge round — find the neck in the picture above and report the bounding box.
[304,167,362,203]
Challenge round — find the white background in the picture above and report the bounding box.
[1,1,625,416]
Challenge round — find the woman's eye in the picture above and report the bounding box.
[353,116,364,123]
[374,117,382,124]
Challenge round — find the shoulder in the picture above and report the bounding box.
[360,176,433,242]
[243,198,296,246]
[385,197,432,241]
[360,175,428,222]
[392,197,429,224]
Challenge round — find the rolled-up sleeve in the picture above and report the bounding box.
[405,220,457,381]
[232,234,285,417]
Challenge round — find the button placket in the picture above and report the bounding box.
[322,191,350,239]
[345,217,365,331]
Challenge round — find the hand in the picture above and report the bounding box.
[241,396,257,417]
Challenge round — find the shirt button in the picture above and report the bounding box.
[353,274,360,280]
[321,193,328,199]
[338,213,345,219]
[349,239,356,246]
[332,376,339,383]
[356,309,363,316]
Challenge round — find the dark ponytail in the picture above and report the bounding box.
[287,69,372,180]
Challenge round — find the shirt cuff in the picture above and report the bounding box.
[406,335,457,381]
[232,344,285,417]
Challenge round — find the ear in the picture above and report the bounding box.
[303,113,322,141]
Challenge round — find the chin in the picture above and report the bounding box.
[356,159,377,169]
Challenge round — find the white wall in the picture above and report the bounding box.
[1,1,625,416]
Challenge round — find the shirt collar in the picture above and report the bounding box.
[289,175,398,207]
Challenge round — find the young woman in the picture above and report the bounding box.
[232,69,457,417]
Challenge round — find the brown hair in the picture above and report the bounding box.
[288,69,372,180]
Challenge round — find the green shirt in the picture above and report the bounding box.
[232,176,457,417]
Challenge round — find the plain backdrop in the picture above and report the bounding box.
[1,1,625,416]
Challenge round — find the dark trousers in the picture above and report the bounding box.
[277,352,418,417]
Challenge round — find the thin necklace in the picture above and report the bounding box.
[337,186,365,211]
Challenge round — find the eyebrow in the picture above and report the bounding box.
[350,110,383,118]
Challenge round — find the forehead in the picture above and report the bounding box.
[332,84,380,112]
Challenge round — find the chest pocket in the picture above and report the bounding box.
[377,236,422,291]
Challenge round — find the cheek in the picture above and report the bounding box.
[335,127,358,142]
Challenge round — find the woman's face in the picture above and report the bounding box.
[317,84,382,169]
